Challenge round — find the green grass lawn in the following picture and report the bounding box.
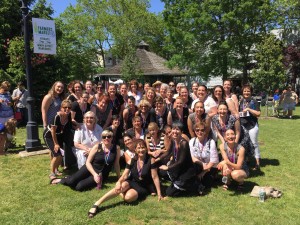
[1,108,300,225]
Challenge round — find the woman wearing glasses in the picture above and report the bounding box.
[73,111,103,169]
[50,130,121,191]
[189,122,219,192]
[43,100,73,179]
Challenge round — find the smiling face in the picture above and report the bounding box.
[224,129,236,143]
[197,86,207,98]
[172,126,182,140]
[133,117,142,129]
[84,113,96,127]
[120,84,128,96]
[243,87,251,99]
[146,89,155,100]
[108,85,116,96]
[214,87,223,100]
[194,101,204,116]
[135,142,147,157]
[81,93,89,103]
[223,81,232,93]
[180,87,188,100]
[85,81,93,91]
[55,82,64,95]
[218,104,228,116]
[194,124,205,139]
[175,98,183,110]
[124,136,133,149]
[60,102,71,114]
[192,83,198,93]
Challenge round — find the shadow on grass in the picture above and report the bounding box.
[277,115,300,120]
[260,158,280,167]
[229,180,259,196]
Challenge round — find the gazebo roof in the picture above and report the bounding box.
[98,43,185,76]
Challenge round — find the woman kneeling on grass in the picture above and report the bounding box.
[87,139,163,218]
[217,129,249,191]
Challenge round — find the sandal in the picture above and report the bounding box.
[88,205,98,218]
[223,184,229,191]
[253,164,260,171]
[49,178,60,185]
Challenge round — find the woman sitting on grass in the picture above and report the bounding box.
[87,139,163,218]
[217,129,249,191]
[189,122,219,192]
[50,130,121,191]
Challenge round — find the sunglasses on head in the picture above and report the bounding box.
[102,135,112,139]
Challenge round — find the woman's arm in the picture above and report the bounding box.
[102,110,112,129]
[123,109,129,130]
[231,94,239,112]
[243,107,261,118]
[213,123,224,144]
[86,145,100,183]
[114,145,121,178]
[41,94,52,128]
[225,146,245,170]
[226,99,239,118]
[50,126,60,153]
[234,120,241,143]
[167,111,172,126]
[187,116,195,138]
[208,106,218,117]
[114,167,130,193]
[124,152,132,164]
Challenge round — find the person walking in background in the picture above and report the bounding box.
[12,81,29,127]
[280,84,298,119]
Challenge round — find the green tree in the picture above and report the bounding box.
[162,0,276,82]
[251,35,286,92]
[57,0,165,81]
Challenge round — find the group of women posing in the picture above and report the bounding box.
[42,79,261,218]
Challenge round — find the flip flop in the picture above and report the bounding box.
[49,178,60,185]
[88,205,99,218]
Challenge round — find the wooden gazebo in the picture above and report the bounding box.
[95,41,186,84]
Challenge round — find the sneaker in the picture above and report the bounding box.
[289,116,292,119]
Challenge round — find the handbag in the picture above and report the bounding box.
[14,111,22,120]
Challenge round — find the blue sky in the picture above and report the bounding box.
[46,0,164,17]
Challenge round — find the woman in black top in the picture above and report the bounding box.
[167,96,190,138]
[50,130,121,191]
[150,96,169,131]
[157,121,197,196]
[87,139,163,218]
[43,100,73,179]
[71,91,92,128]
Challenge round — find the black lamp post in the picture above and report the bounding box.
[20,0,42,151]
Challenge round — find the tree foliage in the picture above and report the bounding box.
[162,0,278,82]
[283,40,300,84]
[251,35,286,92]
[57,0,165,81]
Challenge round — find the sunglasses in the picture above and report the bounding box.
[169,84,175,87]
[102,135,112,139]
[141,105,148,108]
[97,86,103,89]
[195,128,205,133]
[85,117,94,119]
[62,106,71,109]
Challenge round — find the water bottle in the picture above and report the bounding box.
[222,176,228,184]
[259,187,266,202]
[96,173,102,190]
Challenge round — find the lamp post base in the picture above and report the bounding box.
[25,121,42,152]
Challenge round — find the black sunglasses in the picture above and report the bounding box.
[195,128,205,133]
[102,135,112,139]
[62,106,71,109]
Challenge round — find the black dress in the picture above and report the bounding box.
[159,139,196,196]
[60,144,117,191]
[125,155,155,198]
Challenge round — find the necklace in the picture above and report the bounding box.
[137,158,144,180]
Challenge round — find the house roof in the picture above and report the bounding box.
[98,46,186,76]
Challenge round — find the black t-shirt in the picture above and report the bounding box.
[71,102,91,123]
[239,98,260,130]
[109,93,125,116]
